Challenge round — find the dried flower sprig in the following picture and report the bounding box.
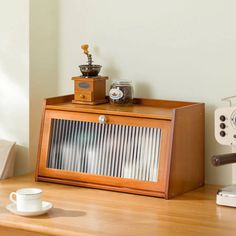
[81,44,93,66]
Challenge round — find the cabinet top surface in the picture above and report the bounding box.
[0,174,235,236]
[45,95,203,120]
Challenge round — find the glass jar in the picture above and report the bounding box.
[109,80,133,105]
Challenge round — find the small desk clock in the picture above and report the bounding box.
[72,44,108,105]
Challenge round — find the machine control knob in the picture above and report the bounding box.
[220,115,226,121]
[220,131,226,137]
[220,123,226,129]
[98,115,106,124]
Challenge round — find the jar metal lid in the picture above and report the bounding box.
[111,80,132,85]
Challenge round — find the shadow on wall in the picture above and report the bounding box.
[0,2,29,176]
[14,145,30,176]
[135,82,152,98]
[102,57,121,94]
[30,0,60,172]
[102,61,153,98]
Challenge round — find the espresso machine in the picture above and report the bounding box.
[212,95,236,207]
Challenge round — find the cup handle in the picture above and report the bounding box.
[9,192,17,204]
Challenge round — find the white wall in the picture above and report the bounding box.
[30,0,59,170]
[55,0,236,185]
[0,0,30,175]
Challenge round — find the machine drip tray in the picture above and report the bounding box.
[217,185,236,207]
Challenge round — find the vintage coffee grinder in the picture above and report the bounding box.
[212,95,236,207]
[72,44,108,105]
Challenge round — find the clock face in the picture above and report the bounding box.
[231,111,236,127]
[78,82,90,89]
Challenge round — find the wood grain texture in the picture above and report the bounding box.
[37,176,166,198]
[37,95,204,199]
[35,99,47,182]
[0,226,50,236]
[45,94,74,105]
[0,174,236,236]
[44,95,200,120]
[44,94,196,108]
[46,102,174,120]
[167,103,205,198]
[38,110,171,194]
[72,76,108,105]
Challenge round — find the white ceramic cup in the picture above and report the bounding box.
[9,188,42,212]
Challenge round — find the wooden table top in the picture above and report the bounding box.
[0,174,236,236]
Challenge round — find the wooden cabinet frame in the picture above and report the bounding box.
[36,95,205,199]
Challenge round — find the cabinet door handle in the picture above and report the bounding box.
[98,115,106,124]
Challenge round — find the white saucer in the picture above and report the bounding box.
[6,201,53,216]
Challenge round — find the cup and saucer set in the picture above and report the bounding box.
[6,188,53,217]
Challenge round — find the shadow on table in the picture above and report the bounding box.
[37,208,86,219]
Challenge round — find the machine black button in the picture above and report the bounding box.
[220,123,226,129]
[220,115,226,121]
[220,131,226,137]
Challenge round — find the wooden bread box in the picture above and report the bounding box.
[36,95,204,199]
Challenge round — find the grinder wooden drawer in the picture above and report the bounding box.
[74,91,93,102]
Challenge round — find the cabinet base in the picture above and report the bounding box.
[37,176,166,198]
[72,99,108,105]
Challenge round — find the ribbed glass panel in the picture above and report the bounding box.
[47,119,162,182]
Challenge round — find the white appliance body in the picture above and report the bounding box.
[215,102,236,207]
